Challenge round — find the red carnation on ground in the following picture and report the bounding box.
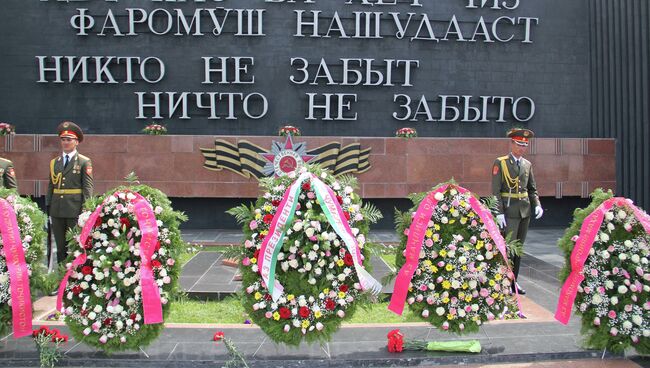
[299,306,310,318]
[279,307,291,319]
[151,259,162,268]
[103,318,112,326]
[302,182,311,191]
[213,331,225,342]
[325,298,336,311]
[339,284,349,293]
[263,214,274,224]
[81,266,93,275]
[72,285,82,295]
[386,329,404,353]
[271,200,281,207]
[343,253,354,266]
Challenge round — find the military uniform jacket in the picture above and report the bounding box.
[0,158,17,189]
[491,154,540,219]
[46,153,93,218]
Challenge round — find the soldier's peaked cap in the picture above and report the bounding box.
[507,128,534,147]
[57,121,84,142]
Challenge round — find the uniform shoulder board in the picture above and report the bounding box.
[77,154,91,161]
[0,157,10,163]
[497,155,509,161]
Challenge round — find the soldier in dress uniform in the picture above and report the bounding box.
[46,121,93,265]
[491,128,543,295]
[0,157,18,190]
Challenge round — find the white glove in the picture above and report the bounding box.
[535,206,544,219]
[496,214,507,229]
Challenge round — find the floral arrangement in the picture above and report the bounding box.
[142,124,167,135]
[278,125,301,137]
[0,189,46,337]
[228,165,383,345]
[390,183,520,334]
[32,326,68,368]
[395,127,417,138]
[557,189,650,354]
[59,184,187,352]
[386,328,481,353]
[0,122,15,136]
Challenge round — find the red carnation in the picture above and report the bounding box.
[344,211,351,220]
[253,249,260,260]
[151,259,162,268]
[72,285,82,295]
[343,253,354,266]
[213,331,225,342]
[83,238,93,250]
[336,195,343,204]
[279,307,291,319]
[387,329,404,353]
[259,233,266,240]
[263,214,274,224]
[325,298,336,311]
[94,216,102,228]
[103,318,112,326]
[130,313,137,320]
[301,182,311,191]
[299,306,310,318]
[271,200,281,207]
[119,217,130,228]
[339,284,349,293]
[81,266,93,275]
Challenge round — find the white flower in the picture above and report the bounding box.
[591,294,603,304]
[619,254,628,261]
[305,228,315,237]
[633,315,643,326]
[605,211,614,221]
[623,321,633,330]
[436,307,445,316]
[618,285,628,294]
[607,223,615,231]
[293,222,303,231]
[599,233,609,242]
[605,280,614,289]
[618,210,627,219]
[421,309,430,318]
[631,254,640,263]
[610,296,618,305]
[434,192,444,201]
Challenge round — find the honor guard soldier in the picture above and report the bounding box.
[46,121,93,265]
[491,128,543,295]
[0,157,18,190]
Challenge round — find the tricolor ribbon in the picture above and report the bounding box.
[57,190,163,324]
[258,172,381,302]
[555,197,650,325]
[388,184,521,316]
[0,198,33,338]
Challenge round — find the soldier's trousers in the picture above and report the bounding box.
[49,217,77,265]
[504,215,531,281]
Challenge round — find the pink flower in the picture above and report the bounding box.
[249,220,258,230]
[590,269,598,277]
[166,258,175,266]
[242,257,251,266]
[403,229,410,236]
[244,240,253,248]
[419,285,427,291]
[425,239,433,247]
[610,327,618,336]
[593,317,600,326]
[480,289,489,297]
[608,310,617,319]
[486,297,495,306]
[571,235,579,242]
